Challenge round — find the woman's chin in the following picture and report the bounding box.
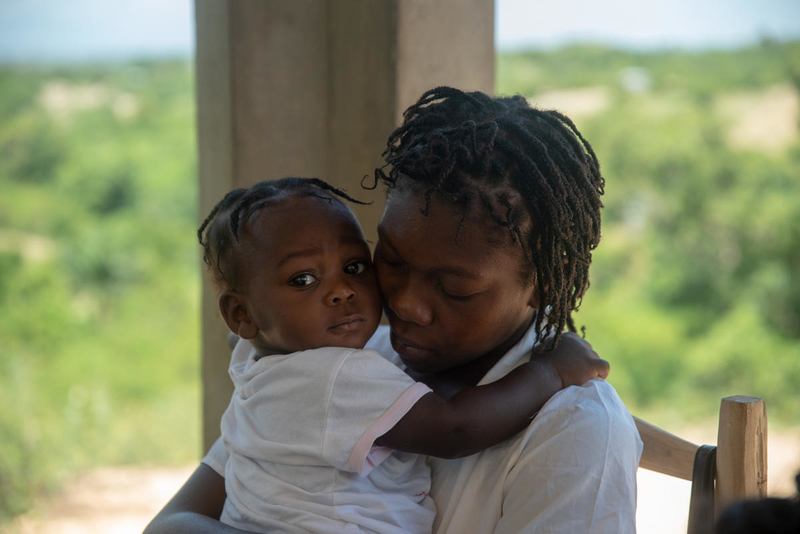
[397,355,439,375]
[390,332,441,373]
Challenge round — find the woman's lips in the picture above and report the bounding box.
[390,331,435,361]
[328,315,365,334]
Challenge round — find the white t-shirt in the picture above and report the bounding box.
[219,340,435,534]
[205,324,643,534]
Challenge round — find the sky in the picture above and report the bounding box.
[498,0,800,50]
[0,0,799,62]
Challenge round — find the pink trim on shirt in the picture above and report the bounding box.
[345,381,432,476]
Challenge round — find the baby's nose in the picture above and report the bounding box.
[327,279,356,305]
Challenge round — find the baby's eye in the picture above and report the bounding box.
[344,261,367,275]
[289,274,317,287]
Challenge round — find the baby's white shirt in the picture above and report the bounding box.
[219,340,434,534]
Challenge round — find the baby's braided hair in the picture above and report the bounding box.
[368,87,605,349]
[198,177,367,290]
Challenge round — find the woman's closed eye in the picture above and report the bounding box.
[437,283,477,302]
[288,273,318,287]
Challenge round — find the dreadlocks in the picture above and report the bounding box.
[198,177,368,290]
[369,87,605,349]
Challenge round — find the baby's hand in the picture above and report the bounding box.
[535,332,610,388]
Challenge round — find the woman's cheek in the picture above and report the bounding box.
[439,301,488,342]
[374,262,392,298]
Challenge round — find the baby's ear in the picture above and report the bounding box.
[219,290,259,340]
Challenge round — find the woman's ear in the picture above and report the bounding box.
[526,271,541,310]
[219,290,259,340]
[527,286,540,311]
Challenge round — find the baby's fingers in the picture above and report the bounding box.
[562,332,599,358]
[593,357,611,379]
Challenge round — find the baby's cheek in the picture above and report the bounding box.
[292,323,328,352]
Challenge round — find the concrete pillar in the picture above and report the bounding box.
[195,0,494,453]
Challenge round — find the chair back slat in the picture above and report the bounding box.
[716,396,768,514]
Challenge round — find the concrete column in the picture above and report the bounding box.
[195,0,494,453]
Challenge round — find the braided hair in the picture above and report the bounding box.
[198,177,368,290]
[369,87,605,349]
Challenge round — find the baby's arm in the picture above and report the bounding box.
[375,333,608,459]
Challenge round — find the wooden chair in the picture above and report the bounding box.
[635,396,768,534]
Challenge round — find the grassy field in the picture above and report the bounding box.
[1,42,799,521]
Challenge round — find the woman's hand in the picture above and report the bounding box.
[534,332,610,388]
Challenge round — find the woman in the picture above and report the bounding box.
[145,87,642,533]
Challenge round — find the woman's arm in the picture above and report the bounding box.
[143,463,253,534]
[375,333,609,459]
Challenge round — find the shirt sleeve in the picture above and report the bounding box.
[494,380,643,534]
[201,436,229,477]
[321,348,431,476]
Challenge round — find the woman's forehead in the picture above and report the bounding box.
[379,186,525,270]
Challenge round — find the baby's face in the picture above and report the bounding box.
[237,193,382,354]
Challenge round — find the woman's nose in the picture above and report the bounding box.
[326,278,356,305]
[387,277,433,326]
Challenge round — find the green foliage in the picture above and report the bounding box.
[497,41,800,96]
[2,41,800,522]
[497,41,800,424]
[0,62,199,522]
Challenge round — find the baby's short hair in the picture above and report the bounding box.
[198,178,367,290]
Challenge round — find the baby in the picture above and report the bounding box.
[198,177,607,534]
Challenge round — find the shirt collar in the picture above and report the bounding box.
[477,319,540,386]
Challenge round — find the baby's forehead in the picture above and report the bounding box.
[241,190,364,246]
[249,189,357,225]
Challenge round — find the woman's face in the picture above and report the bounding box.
[374,184,539,374]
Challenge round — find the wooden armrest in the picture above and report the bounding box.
[634,416,699,481]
